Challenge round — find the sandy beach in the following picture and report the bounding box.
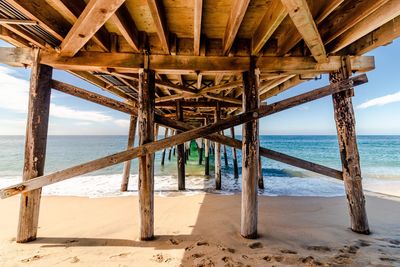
[1,193,400,266]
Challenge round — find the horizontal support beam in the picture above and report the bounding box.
[0,74,366,198]
[155,100,241,108]
[51,80,137,115]
[0,48,375,75]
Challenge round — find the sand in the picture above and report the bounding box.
[1,193,400,266]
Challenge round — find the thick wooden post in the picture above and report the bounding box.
[222,132,228,167]
[168,131,173,161]
[230,127,239,179]
[197,138,203,165]
[258,156,264,189]
[176,100,185,190]
[121,115,137,191]
[330,58,369,234]
[161,127,169,165]
[241,58,259,239]
[215,104,222,190]
[138,66,155,241]
[17,49,52,243]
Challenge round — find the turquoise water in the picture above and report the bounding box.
[0,135,399,197]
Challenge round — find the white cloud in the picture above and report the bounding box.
[113,119,130,128]
[0,66,113,122]
[357,91,400,109]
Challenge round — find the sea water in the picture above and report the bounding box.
[0,135,399,197]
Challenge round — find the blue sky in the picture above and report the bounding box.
[0,39,399,135]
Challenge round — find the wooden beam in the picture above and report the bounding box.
[156,100,241,108]
[223,0,250,55]
[281,0,327,63]
[147,0,169,54]
[121,115,137,191]
[199,80,242,94]
[60,0,125,57]
[17,49,52,243]
[194,0,203,56]
[214,103,222,190]
[0,74,368,199]
[138,67,155,240]
[161,128,169,165]
[49,0,110,51]
[343,15,400,55]
[109,5,140,52]
[251,0,287,55]
[0,26,30,47]
[329,0,400,53]
[314,0,344,24]
[51,80,137,115]
[321,0,389,46]
[0,19,37,25]
[204,94,242,105]
[176,100,185,190]
[155,94,184,103]
[241,58,259,238]
[230,127,239,178]
[258,156,264,189]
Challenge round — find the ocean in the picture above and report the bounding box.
[0,135,399,198]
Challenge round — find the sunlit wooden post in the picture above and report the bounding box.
[214,103,222,190]
[230,127,239,178]
[241,58,259,239]
[17,49,52,243]
[121,115,137,191]
[138,62,155,240]
[330,57,369,234]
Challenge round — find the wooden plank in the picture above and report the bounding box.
[161,128,169,165]
[241,58,259,239]
[51,80,137,115]
[258,156,264,189]
[60,0,125,57]
[121,115,137,191]
[0,19,37,25]
[199,80,243,94]
[17,49,52,243]
[156,100,241,108]
[194,0,203,56]
[0,26,30,48]
[314,0,344,24]
[147,0,169,54]
[0,75,367,199]
[176,100,185,190]
[138,67,155,240]
[204,94,242,105]
[155,94,184,103]
[109,5,140,52]
[251,0,287,55]
[321,0,389,46]
[49,0,110,51]
[329,0,400,53]
[223,0,250,55]
[343,15,400,55]
[230,127,239,178]
[0,47,32,66]
[214,103,222,190]
[0,24,46,48]
[330,60,369,234]
[281,0,327,63]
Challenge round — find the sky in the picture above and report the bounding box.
[0,39,400,135]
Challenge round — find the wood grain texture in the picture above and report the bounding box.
[230,127,239,179]
[176,100,185,190]
[121,115,137,191]
[17,49,52,243]
[214,103,222,190]
[147,0,170,53]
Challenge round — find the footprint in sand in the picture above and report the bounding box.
[280,249,298,254]
[333,253,351,265]
[222,247,236,254]
[69,256,80,263]
[248,242,263,249]
[21,255,42,263]
[196,241,209,246]
[109,252,130,259]
[306,245,331,252]
[169,238,180,245]
[356,239,371,247]
[339,245,359,254]
[299,256,323,266]
[152,253,172,263]
[192,253,205,259]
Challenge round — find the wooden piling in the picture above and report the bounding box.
[168,130,173,161]
[17,49,52,243]
[198,138,203,165]
[258,156,264,189]
[222,132,228,167]
[161,128,169,165]
[215,104,222,190]
[176,100,185,190]
[121,115,137,191]
[205,139,210,176]
[138,66,155,241]
[241,59,259,239]
[330,58,369,234]
[230,127,239,178]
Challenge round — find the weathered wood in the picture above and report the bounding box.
[223,0,250,55]
[252,0,287,55]
[1,75,367,199]
[60,0,125,56]
[17,49,52,243]
[241,58,259,239]
[230,127,239,178]
[176,100,185,190]
[161,128,169,166]
[156,100,241,108]
[214,104,222,190]
[330,59,369,234]
[121,115,137,191]
[51,80,137,115]
[109,5,140,52]
[258,156,264,189]
[194,0,203,56]
[168,130,174,161]
[138,67,155,240]
[147,0,169,53]
[222,132,228,167]
[281,0,327,63]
